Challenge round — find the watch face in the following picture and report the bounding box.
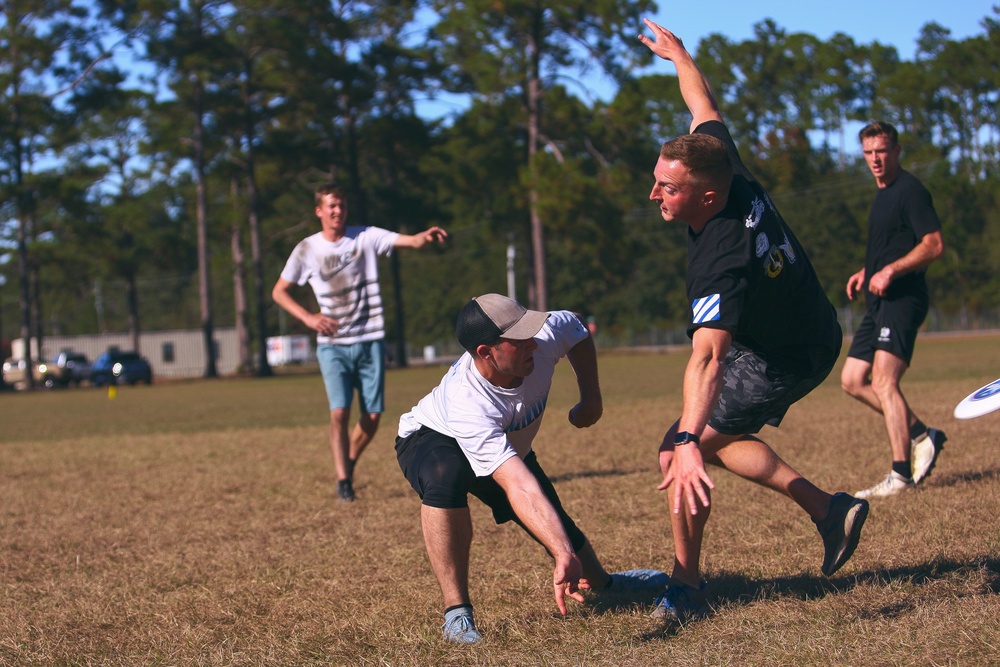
[674,431,698,445]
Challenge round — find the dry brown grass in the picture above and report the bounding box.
[1,335,999,666]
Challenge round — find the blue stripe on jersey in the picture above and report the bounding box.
[692,294,721,324]
[507,395,547,433]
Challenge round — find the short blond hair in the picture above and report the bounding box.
[660,134,733,195]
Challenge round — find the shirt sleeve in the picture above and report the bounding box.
[686,222,748,337]
[363,226,401,257]
[279,240,311,285]
[903,180,943,239]
[534,310,588,358]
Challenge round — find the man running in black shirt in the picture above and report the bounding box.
[841,121,947,499]
[637,18,869,622]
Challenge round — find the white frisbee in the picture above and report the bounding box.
[953,377,1000,419]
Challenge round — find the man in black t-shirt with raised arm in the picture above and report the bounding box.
[841,121,947,500]
[637,18,869,623]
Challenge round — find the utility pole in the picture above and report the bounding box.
[506,236,516,299]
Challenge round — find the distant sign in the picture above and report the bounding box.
[266,336,315,366]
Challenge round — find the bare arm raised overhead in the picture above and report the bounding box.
[638,18,723,132]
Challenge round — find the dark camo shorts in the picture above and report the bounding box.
[709,342,838,435]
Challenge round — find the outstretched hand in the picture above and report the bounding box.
[638,18,688,62]
[657,438,714,515]
[552,554,587,616]
[421,226,449,246]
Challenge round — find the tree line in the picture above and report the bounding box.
[2,1,998,383]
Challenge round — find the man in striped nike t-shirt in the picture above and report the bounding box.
[638,19,867,623]
[273,182,449,502]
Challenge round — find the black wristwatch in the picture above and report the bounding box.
[674,431,701,446]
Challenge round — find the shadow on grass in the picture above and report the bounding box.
[586,554,1000,641]
[927,465,1000,488]
[546,463,1000,488]
[547,467,651,484]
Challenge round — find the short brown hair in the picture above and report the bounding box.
[314,182,346,206]
[660,134,733,194]
[858,121,898,147]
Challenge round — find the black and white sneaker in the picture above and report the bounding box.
[816,492,868,576]
[337,478,355,502]
[911,428,946,484]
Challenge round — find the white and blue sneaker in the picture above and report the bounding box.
[607,568,671,591]
[650,579,710,622]
[442,608,482,644]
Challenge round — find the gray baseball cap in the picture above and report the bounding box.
[455,293,549,350]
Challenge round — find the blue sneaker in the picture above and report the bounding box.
[442,608,482,644]
[650,579,709,622]
[608,568,671,591]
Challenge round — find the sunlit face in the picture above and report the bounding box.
[315,193,348,236]
[649,157,707,226]
[861,134,901,187]
[484,336,538,385]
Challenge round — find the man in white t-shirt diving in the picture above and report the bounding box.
[396,293,667,644]
[273,182,448,502]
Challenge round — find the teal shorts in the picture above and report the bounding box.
[317,340,386,413]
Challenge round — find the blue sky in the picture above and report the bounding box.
[415,1,997,120]
[653,0,994,59]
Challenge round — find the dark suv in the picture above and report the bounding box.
[90,351,153,386]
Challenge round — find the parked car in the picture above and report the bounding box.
[2,357,44,389]
[41,352,91,388]
[3,352,93,390]
[90,351,153,386]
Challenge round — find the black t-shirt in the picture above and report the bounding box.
[863,169,941,300]
[685,121,842,374]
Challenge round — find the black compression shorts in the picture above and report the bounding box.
[395,426,587,552]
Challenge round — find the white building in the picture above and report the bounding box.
[13,328,244,379]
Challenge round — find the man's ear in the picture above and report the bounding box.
[474,343,493,361]
[701,189,720,208]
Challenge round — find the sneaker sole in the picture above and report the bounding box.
[912,432,947,485]
[823,500,869,576]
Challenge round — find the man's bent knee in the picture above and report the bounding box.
[359,412,380,433]
[840,358,871,396]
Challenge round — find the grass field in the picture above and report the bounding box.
[1,335,999,666]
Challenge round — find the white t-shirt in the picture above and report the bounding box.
[280,227,399,345]
[398,310,588,476]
